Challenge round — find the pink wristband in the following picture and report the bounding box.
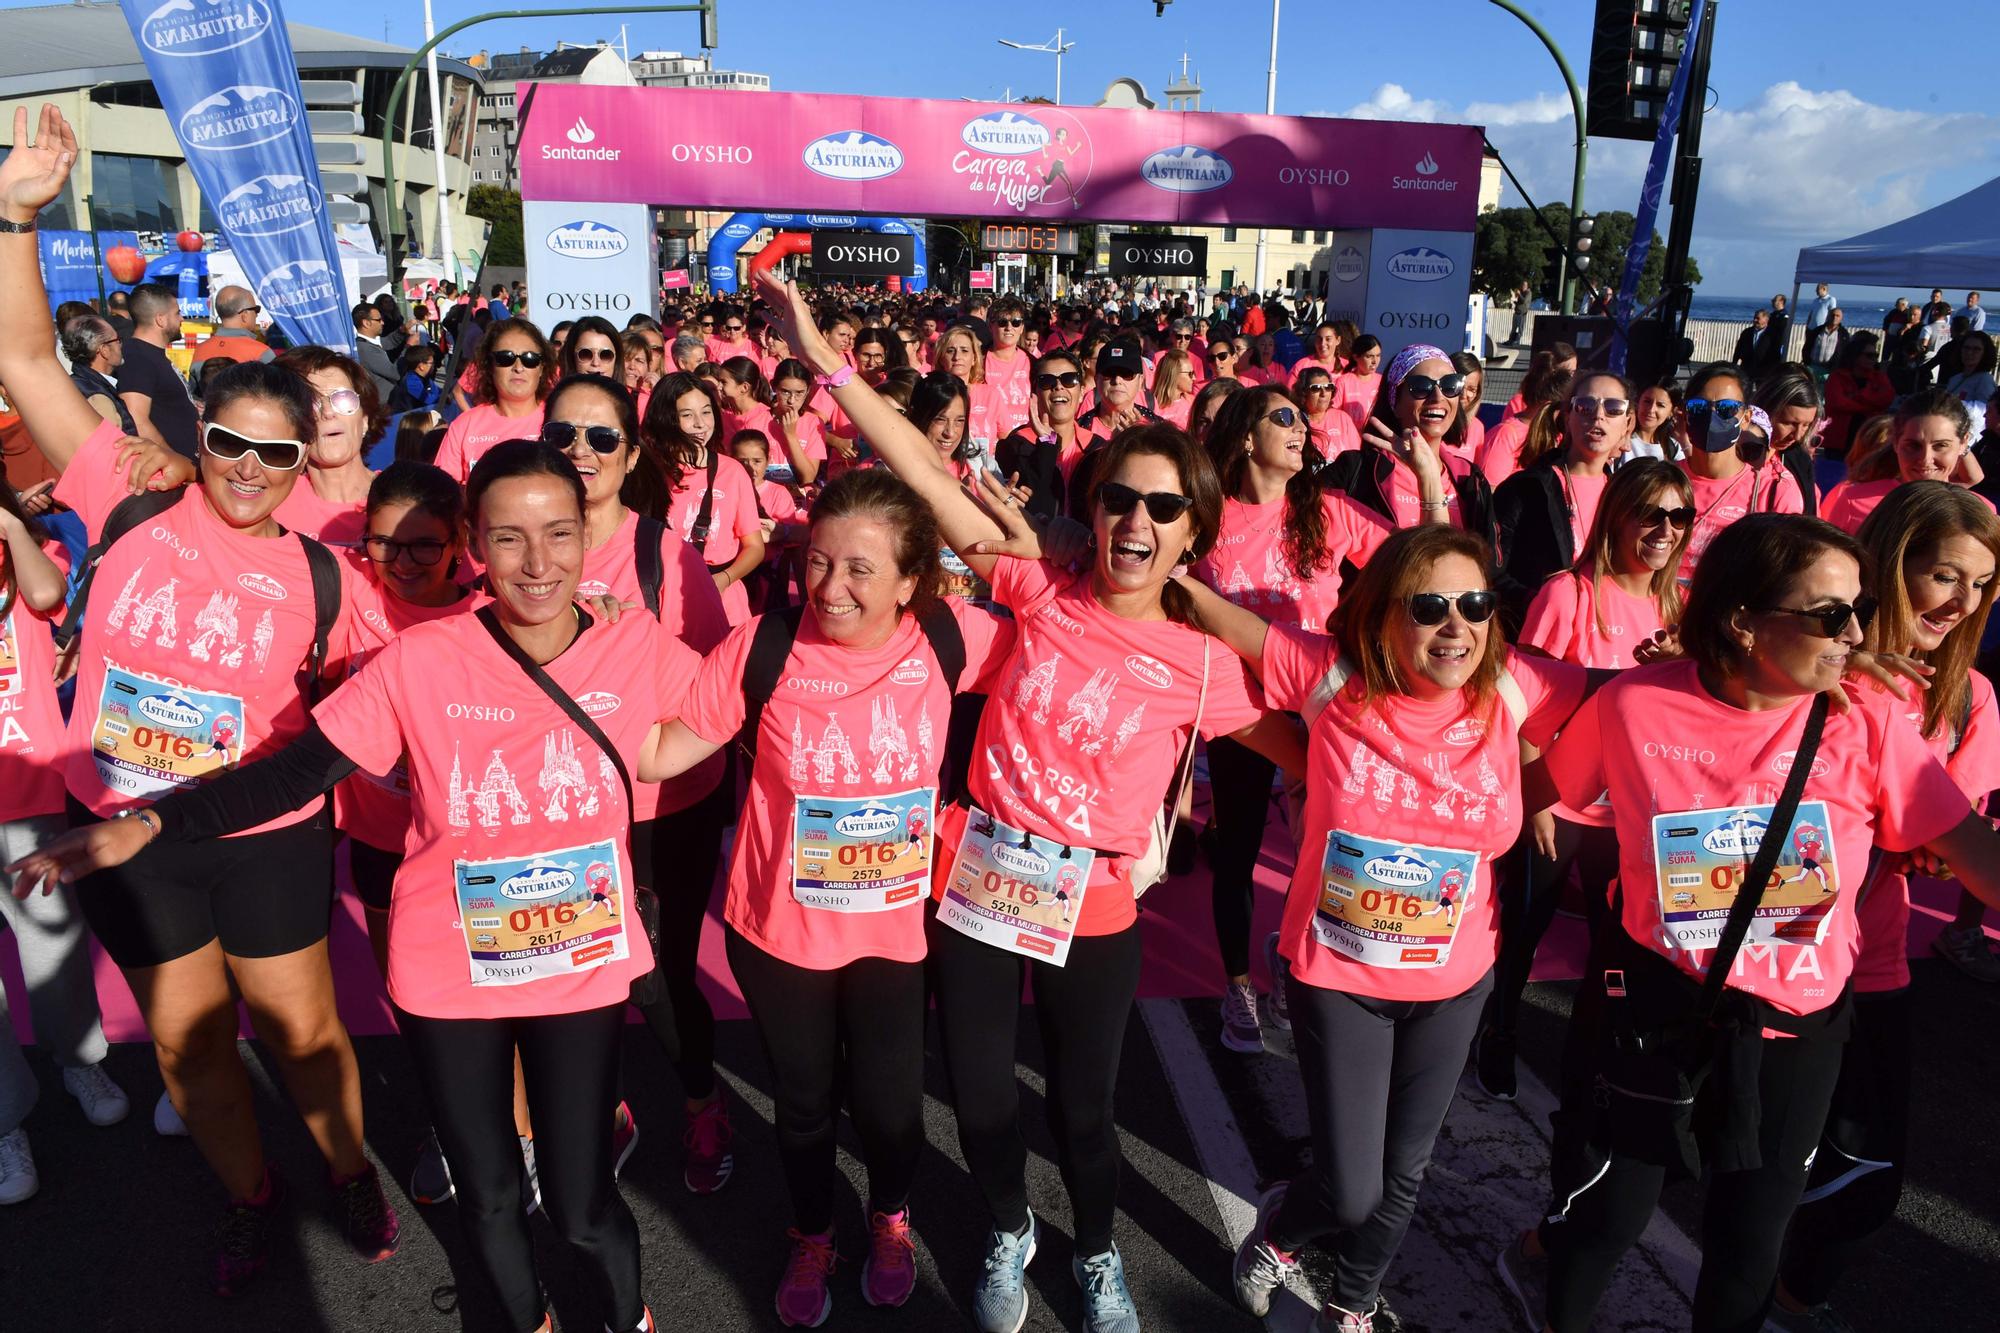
[814,364,855,390]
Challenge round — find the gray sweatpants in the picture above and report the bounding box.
[0,814,111,1136]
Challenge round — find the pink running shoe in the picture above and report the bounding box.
[334,1161,401,1263]
[214,1167,285,1297]
[683,1093,736,1195]
[612,1100,640,1179]
[862,1208,918,1308]
[776,1228,837,1328]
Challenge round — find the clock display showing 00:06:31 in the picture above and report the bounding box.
[980,224,1079,254]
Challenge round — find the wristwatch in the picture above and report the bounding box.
[0,216,36,234]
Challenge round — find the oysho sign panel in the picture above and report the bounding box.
[525,200,657,331]
[117,0,351,352]
[1108,233,1208,277]
[1362,229,1475,369]
[810,230,915,278]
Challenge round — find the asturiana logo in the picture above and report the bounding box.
[720,222,753,240]
[546,220,629,260]
[236,572,287,600]
[1333,245,1366,283]
[802,131,904,181]
[835,806,903,839]
[500,861,578,902]
[177,84,298,153]
[960,111,1051,156]
[992,843,1052,878]
[543,117,620,162]
[1393,151,1459,192]
[140,0,273,59]
[1140,145,1234,193]
[217,173,321,237]
[1701,814,1769,858]
[1385,246,1456,283]
[1364,852,1437,889]
[258,259,342,319]
[138,693,205,730]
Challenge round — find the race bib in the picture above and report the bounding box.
[938,804,1096,967]
[1314,829,1479,969]
[91,665,244,798]
[939,546,993,605]
[1651,801,1839,950]
[792,787,936,913]
[453,838,629,987]
[0,612,20,698]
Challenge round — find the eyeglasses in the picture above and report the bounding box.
[1399,373,1467,400]
[1172,334,1192,343]
[1570,395,1630,417]
[491,349,544,369]
[574,346,619,364]
[1298,380,1333,394]
[1687,397,1744,418]
[1635,505,1696,530]
[1098,481,1196,524]
[202,423,306,471]
[316,389,361,417]
[1033,371,1084,391]
[1407,589,1497,626]
[541,421,626,454]
[1758,596,1877,638]
[1264,406,1301,428]
[363,535,448,566]
[996,317,1025,327]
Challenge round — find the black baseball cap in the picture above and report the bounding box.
[1097,340,1144,376]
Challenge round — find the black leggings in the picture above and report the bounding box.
[1539,989,1845,1333]
[926,909,1143,1256]
[629,789,728,1100]
[1778,986,1912,1308]
[1269,971,1493,1311]
[724,928,927,1233]
[1488,816,1616,1035]
[396,1002,641,1333]
[1206,734,1275,979]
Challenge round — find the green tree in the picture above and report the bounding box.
[467,184,523,267]
[1473,204,1702,310]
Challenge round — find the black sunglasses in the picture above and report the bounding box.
[491,349,544,368]
[1033,371,1084,391]
[1758,596,1877,639]
[540,421,627,454]
[996,317,1026,327]
[1407,590,1498,626]
[1635,505,1696,529]
[1099,481,1196,524]
[363,535,448,567]
[1264,406,1300,428]
[1399,372,1467,400]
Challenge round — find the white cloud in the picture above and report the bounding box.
[1322,80,1999,294]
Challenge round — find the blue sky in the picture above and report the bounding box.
[21,0,1998,297]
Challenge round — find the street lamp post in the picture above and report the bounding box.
[1486,0,1588,315]
[1250,0,1279,297]
[996,30,1073,107]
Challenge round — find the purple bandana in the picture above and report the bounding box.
[1384,343,1451,399]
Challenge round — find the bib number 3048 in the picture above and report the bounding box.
[1314,829,1479,969]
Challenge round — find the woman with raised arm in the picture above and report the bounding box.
[754,269,1302,1333]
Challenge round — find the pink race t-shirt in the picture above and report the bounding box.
[1854,673,2000,992]
[577,508,730,817]
[58,432,350,832]
[682,602,1015,971]
[964,381,1006,452]
[314,609,692,1020]
[1545,659,1967,1015]
[274,480,366,549]
[1311,410,1362,460]
[985,349,1035,435]
[433,402,548,484]
[669,454,764,625]
[955,557,1266,936]
[1520,571,1665,671]
[1193,493,1392,633]
[1454,413,1487,469]
[1263,630,1587,1002]
[1336,373,1382,430]
[1680,461,1803,576]
[328,559,474,851]
[1154,395,1194,430]
[1562,471,1610,552]
[706,336,756,366]
[1382,452,1468,531]
[1477,416,1531,488]
[0,544,75,823]
[722,401,775,449]
[769,411,829,481]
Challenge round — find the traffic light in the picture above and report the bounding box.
[1541,246,1564,304]
[301,79,368,227]
[1587,0,1694,142]
[700,0,718,49]
[1571,212,1595,277]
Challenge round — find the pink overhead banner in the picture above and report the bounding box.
[519,86,1483,232]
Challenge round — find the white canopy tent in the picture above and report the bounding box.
[1794,175,2000,292]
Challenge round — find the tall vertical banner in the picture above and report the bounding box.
[524,201,659,333]
[119,0,353,352]
[1362,229,1475,369]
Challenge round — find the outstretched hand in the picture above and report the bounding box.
[965,470,1044,562]
[752,269,842,377]
[0,104,78,222]
[1825,650,1931,715]
[113,437,195,495]
[7,818,151,898]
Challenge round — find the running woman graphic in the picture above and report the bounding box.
[576,860,618,917]
[903,802,929,858]
[1053,862,1081,927]
[1433,865,1466,929]
[1781,821,1831,893]
[1040,128,1083,210]
[198,711,239,764]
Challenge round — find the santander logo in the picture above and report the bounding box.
[567,117,596,145]
[1414,150,1440,176]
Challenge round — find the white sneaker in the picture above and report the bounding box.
[63,1063,130,1127]
[1220,980,1266,1054]
[0,1128,38,1205]
[153,1090,189,1137]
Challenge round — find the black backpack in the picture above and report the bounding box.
[631,514,670,619]
[57,490,342,698]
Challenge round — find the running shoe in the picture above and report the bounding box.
[1263,931,1293,1031]
[1220,980,1265,1054]
[1311,1301,1374,1332]
[1495,1231,1548,1333]
[408,1128,454,1205]
[861,1207,917,1308]
[972,1210,1037,1333]
[520,1135,542,1215]
[0,1128,37,1205]
[775,1227,836,1328]
[62,1062,130,1127]
[214,1168,285,1297]
[1764,1300,1859,1333]
[604,1305,656,1333]
[1232,1183,1297,1317]
[684,1092,736,1194]
[1072,1245,1140,1333]
[154,1089,189,1137]
[1370,1296,1406,1332]
[612,1099,640,1179]
[334,1161,401,1263]
[1932,923,2000,982]
[1474,1026,1519,1102]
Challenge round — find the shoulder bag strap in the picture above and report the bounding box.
[633,514,667,619]
[1695,691,1829,1022]
[1165,637,1211,818]
[688,448,722,550]
[474,605,632,815]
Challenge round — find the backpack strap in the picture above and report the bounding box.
[739,604,807,753]
[298,536,342,701]
[54,488,185,650]
[687,448,722,551]
[634,514,667,620]
[912,599,966,692]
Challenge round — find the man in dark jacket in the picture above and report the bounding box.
[1732,310,1769,371]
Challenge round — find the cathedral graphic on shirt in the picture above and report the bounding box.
[448,743,531,833]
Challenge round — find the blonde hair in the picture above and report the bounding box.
[1153,350,1195,409]
[937,326,985,384]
